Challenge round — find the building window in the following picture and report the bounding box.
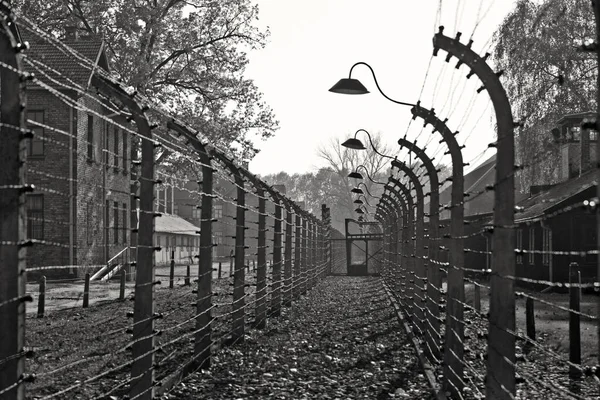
[122,202,127,244]
[192,206,201,220]
[214,231,223,245]
[113,201,119,244]
[156,235,161,247]
[516,229,523,264]
[542,227,552,266]
[122,130,128,174]
[528,227,535,264]
[26,194,44,240]
[87,115,94,161]
[213,204,223,219]
[27,110,44,157]
[113,126,119,170]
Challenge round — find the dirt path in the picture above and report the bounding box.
[164,276,435,400]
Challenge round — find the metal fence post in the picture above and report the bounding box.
[411,104,465,395]
[232,168,246,342]
[271,198,282,316]
[283,205,293,306]
[256,187,267,328]
[294,214,301,299]
[130,110,156,400]
[301,217,308,296]
[397,138,441,362]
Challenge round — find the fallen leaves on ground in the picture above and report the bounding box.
[165,276,435,400]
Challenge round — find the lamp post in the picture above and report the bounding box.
[331,62,466,396]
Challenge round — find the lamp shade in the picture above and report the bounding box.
[348,171,363,179]
[353,199,364,204]
[355,208,364,214]
[329,78,369,95]
[341,138,366,150]
[351,187,364,194]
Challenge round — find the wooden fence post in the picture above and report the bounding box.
[569,262,582,380]
[169,249,175,288]
[38,276,46,318]
[185,265,190,286]
[120,269,126,300]
[525,297,535,352]
[218,262,222,279]
[229,254,233,277]
[0,13,27,399]
[83,273,90,308]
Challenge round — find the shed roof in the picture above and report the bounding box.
[155,214,200,236]
[515,169,597,222]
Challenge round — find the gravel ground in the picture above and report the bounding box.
[164,276,435,400]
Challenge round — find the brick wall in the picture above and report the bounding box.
[75,96,130,275]
[25,88,75,278]
[24,88,132,279]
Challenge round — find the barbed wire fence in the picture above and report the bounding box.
[0,4,347,399]
[374,2,600,399]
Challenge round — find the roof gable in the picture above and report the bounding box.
[22,29,109,90]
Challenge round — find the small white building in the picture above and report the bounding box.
[154,214,200,266]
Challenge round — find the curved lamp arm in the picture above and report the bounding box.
[357,181,380,199]
[348,62,416,107]
[357,194,374,208]
[352,129,396,161]
[354,164,387,185]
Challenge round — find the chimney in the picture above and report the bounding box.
[65,26,78,40]
[273,184,286,195]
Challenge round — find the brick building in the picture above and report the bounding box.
[24,29,131,279]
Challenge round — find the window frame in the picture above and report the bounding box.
[122,129,128,174]
[26,194,44,240]
[213,204,223,219]
[122,202,127,244]
[27,110,45,157]
[113,201,119,244]
[113,125,119,171]
[528,227,535,265]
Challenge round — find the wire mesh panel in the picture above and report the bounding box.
[330,228,347,275]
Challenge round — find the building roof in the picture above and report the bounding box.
[515,169,597,222]
[155,214,200,236]
[22,30,109,89]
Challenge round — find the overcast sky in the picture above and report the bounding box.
[244,0,518,176]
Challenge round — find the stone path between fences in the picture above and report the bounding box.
[164,276,436,400]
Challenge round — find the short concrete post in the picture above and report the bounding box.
[83,273,90,308]
[37,276,46,318]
